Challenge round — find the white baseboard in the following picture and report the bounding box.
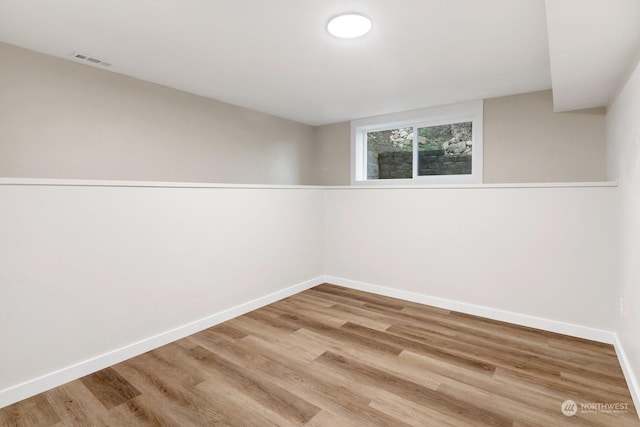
[321,275,616,344]
[0,276,324,409]
[613,335,640,417]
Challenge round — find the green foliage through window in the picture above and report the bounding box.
[419,122,472,152]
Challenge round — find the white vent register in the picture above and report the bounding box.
[69,52,112,67]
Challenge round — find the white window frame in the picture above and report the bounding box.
[351,100,483,185]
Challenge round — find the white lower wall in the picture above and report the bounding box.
[0,181,324,404]
[0,180,626,409]
[607,57,640,410]
[324,185,618,331]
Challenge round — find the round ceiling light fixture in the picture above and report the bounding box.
[327,13,372,39]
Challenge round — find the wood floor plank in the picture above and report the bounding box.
[304,410,354,427]
[314,350,514,426]
[187,344,321,425]
[111,357,229,426]
[494,364,635,404]
[107,393,184,426]
[387,322,626,387]
[398,349,573,415]
[277,312,403,356]
[261,298,347,328]
[47,381,112,427]
[145,343,207,389]
[234,335,414,426]
[205,323,249,340]
[289,330,444,391]
[548,337,619,359]
[398,303,551,343]
[1,283,638,426]
[312,285,406,310]
[305,288,370,307]
[243,308,302,334]
[79,368,141,410]
[223,311,294,340]
[195,380,295,427]
[345,322,498,374]
[449,325,623,371]
[285,292,336,308]
[369,389,468,427]
[436,380,599,427]
[0,394,60,427]
[237,328,327,363]
[315,303,392,331]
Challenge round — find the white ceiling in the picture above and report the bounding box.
[0,1,638,125]
[546,0,640,112]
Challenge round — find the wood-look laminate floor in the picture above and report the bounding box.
[1,284,638,426]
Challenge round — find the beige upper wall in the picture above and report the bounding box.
[0,42,315,184]
[313,90,606,185]
[312,122,351,186]
[312,122,350,185]
[483,90,606,183]
[1,42,606,185]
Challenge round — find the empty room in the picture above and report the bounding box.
[1,0,639,425]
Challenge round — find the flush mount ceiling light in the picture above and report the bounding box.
[327,13,372,39]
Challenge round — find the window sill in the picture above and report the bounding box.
[328,181,618,189]
[0,177,617,190]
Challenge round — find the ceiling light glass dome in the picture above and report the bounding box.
[327,14,372,39]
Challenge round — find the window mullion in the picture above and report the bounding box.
[412,126,418,179]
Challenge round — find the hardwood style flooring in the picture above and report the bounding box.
[1,284,638,426]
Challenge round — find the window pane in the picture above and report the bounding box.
[366,127,413,179]
[417,122,472,176]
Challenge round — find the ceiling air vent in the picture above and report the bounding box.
[69,52,112,67]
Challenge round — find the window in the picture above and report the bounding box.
[351,100,483,184]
